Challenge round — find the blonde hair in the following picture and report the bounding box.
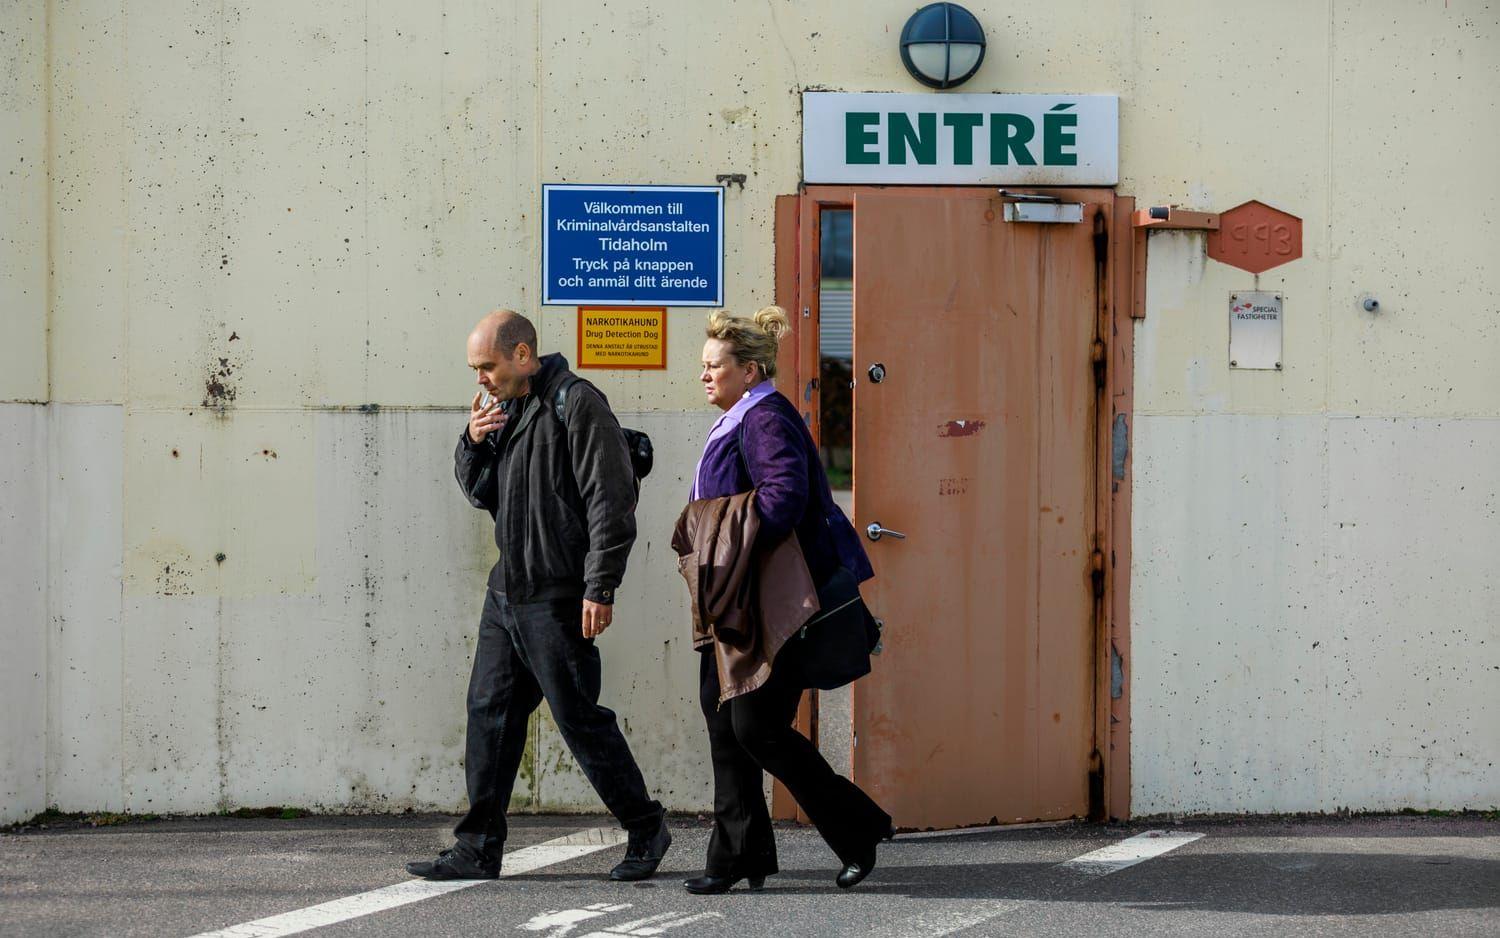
[705,305,791,380]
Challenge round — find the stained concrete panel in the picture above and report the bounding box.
[0,0,48,404]
[1131,414,1332,814]
[120,593,225,814]
[1323,416,1500,808]
[0,404,48,823]
[1132,413,1500,814]
[1328,5,1500,417]
[46,0,128,403]
[359,2,541,409]
[107,407,715,815]
[122,409,317,600]
[46,405,125,810]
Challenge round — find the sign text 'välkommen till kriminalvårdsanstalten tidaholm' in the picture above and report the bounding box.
[543,185,723,307]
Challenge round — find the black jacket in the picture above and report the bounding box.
[455,354,637,605]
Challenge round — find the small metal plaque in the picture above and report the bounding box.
[1228,291,1282,370]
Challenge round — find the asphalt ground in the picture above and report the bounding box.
[2,813,1497,937]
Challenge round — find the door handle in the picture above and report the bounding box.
[865,522,907,542]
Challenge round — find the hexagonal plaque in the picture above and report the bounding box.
[1207,200,1303,274]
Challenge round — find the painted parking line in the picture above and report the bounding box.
[870,829,1206,938]
[1057,829,1206,877]
[186,827,627,938]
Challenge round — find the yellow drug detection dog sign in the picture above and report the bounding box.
[577,307,667,370]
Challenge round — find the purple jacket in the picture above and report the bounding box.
[692,389,873,588]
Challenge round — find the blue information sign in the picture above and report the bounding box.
[542,184,724,307]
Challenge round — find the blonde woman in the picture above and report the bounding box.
[677,306,892,894]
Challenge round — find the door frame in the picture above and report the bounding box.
[771,185,1137,823]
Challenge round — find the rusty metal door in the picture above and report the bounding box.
[850,188,1097,829]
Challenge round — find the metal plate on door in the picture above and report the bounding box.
[1003,202,1085,223]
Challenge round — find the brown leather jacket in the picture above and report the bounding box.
[672,491,820,705]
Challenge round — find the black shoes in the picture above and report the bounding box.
[407,822,670,884]
[609,818,672,882]
[405,846,500,881]
[836,824,895,889]
[835,850,874,889]
[683,873,767,894]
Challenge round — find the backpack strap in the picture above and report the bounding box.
[553,374,583,427]
[556,374,648,495]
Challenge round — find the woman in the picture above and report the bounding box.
[681,305,892,894]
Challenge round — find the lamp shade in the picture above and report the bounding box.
[899,3,987,89]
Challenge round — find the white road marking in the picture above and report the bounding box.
[1056,829,1206,877]
[520,907,726,938]
[869,829,1206,938]
[576,910,724,937]
[187,827,628,938]
[520,902,634,937]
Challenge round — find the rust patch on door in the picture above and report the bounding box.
[938,419,986,438]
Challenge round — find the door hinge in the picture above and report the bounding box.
[1091,339,1107,390]
[1090,548,1106,599]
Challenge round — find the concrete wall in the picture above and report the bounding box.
[1127,4,1500,814]
[0,406,48,823]
[2,0,1496,823]
[1,0,49,824]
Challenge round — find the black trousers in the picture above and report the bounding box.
[455,589,663,859]
[699,648,892,878]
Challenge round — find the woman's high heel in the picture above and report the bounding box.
[837,823,894,889]
[683,873,767,894]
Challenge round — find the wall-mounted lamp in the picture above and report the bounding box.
[900,3,987,89]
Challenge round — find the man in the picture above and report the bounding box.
[407,309,670,882]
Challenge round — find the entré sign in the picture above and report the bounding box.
[803,91,1118,185]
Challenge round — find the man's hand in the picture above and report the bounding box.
[582,600,613,639]
[468,390,508,444]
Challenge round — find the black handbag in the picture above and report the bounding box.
[733,420,881,689]
[786,566,882,691]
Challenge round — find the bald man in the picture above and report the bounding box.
[407,310,669,882]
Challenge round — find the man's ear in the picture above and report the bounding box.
[514,342,532,365]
